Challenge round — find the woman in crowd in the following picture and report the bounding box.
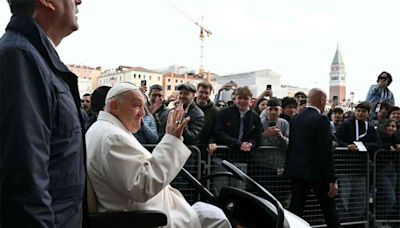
[376,119,400,224]
[366,71,395,120]
[254,96,269,115]
[134,106,159,144]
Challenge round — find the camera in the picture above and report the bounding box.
[269,121,276,127]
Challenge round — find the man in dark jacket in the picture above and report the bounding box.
[214,86,263,160]
[164,82,204,146]
[286,88,341,228]
[195,81,219,158]
[0,1,85,228]
[335,102,380,220]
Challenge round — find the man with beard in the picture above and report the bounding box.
[195,81,219,158]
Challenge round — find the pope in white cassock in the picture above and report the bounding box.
[86,82,231,228]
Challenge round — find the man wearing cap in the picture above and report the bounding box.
[162,82,205,146]
[86,82,230,228]
[260,98,289,150]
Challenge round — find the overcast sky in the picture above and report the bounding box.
[1,0,399,102]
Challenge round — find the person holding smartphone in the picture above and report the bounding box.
[260,98,289,149]
[366,71,395,120]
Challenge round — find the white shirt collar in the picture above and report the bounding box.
[307,105,321,114]
[46,35,57,49]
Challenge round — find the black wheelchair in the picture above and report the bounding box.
[88,160,301,228]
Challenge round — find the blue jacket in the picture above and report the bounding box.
[366,84,395,119]
[0,16,86,228]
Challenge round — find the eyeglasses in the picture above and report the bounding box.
[216,104,225,108]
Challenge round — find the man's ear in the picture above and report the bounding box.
[38,0,56,11]
[109,100,119,115]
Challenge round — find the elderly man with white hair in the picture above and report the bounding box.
[86,82,230,228]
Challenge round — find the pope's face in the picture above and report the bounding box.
[114,90,145,133]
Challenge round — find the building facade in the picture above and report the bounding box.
[97,66,163,92]
[216,69,284,98]
[67,64,102,96]
[163,72,216,100]
[329,44,346,104]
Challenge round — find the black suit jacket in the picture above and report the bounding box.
[286,107,336,183]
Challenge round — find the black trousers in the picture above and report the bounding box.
[289,178,341,228]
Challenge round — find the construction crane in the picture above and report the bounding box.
[170,3,212,76]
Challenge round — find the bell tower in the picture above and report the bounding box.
[329,43,346,104]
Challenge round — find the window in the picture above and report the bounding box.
[144,75,146,80]
[158,76,161,81]
[134,74,136,79]
[167,85,171,90]
[168,79,170,82]
[139,74,141,79]
[149,75,152,80]
[175,80,178,83]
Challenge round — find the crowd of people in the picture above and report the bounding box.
[1,0,398,227]
[78,71,399,227]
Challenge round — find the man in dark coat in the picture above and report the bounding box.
[214,86,263,161]
[0,0,85,227]
[195,81,219,159]
[286,88,341,228]
[162,82,204,146]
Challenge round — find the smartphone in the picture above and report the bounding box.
[269,121,276,127]
[266,84,272,90]
[141,80,147,86]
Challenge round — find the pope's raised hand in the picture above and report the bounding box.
[166,102,190,139]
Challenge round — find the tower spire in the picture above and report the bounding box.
[332,42,344,65]
[329,43,346,104]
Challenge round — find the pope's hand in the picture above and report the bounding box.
[166,103,190,139]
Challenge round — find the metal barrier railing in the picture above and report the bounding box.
[373,149,400,224]
[143,144,202,204]
[305,148,370,227]
[205,146,370,227]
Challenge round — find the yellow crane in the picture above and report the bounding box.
[170,3,212,76]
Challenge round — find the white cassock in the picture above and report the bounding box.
[86,111,231,228]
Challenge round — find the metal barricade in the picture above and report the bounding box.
[373,149,400,224]
[206,146,370,227]
[303,148,370,227]
[143,144,202,205]
[205,145,291,212]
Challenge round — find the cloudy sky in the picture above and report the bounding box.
[1,0,399,102]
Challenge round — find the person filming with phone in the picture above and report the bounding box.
[260,98,289,149]
[366,71,395,120]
